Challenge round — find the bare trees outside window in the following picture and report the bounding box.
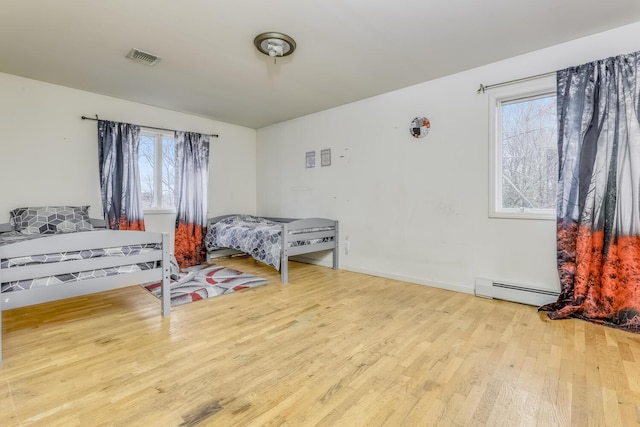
[500,94,558,211]
[139,131,176,210]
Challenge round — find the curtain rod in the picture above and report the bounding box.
[81,115,219,138]
[477,71,556,94]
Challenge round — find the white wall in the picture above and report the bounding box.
[0,73,257,249]
[256,22,640,294]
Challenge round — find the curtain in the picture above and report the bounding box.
[540,51,640,332]
[97,120,145,230]
[174,131,210,268]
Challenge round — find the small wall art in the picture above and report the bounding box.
[321,148,331,167]
[410,116,430,139]
[306,151,316,168]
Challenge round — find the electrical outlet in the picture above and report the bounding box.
[345,235,349,255]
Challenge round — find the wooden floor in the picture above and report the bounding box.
[1,257,640,427]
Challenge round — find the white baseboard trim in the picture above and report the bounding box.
[289,257,473,295]
[339,264,474,295]
[207,249,243,261]
[254,255,557,305]
[290,254,332,268]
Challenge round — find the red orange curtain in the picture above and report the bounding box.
[97,120,145,231]
[174,131,210,268]
[540,51,640,332]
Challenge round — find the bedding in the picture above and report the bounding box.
[205,215,282,269]
[10,206,94,235]
[204,214,335,270]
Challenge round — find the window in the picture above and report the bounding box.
[139,130,176,211]
[489,78,558,220]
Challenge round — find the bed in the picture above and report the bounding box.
[205,214,339,283]
[0,210,171,365]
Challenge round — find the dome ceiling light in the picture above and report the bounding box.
[254,32,296,63]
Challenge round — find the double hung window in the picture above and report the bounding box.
[489,77,558,220]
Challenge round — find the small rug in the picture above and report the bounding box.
[143,263,268,307]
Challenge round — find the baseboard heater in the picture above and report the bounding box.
[475,277,559,307]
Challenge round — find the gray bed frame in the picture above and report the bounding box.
[0,218,171,364]
[206,215,339,283]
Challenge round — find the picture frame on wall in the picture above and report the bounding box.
[306,151,316,168]
[321,149,331,167]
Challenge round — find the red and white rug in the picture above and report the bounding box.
[143,263,268,307]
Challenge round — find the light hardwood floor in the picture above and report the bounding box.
[1,257,639,426]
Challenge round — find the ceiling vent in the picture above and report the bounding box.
[125,48,161,66]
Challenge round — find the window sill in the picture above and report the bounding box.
[489,210,555,221]
[143,208,176,215]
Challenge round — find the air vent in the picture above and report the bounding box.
[126,48,161,66]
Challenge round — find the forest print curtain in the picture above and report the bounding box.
[97,120,145,230]
[174,131,210,268]
[540,51,640,332]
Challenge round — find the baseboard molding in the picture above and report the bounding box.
[339,264,474,295]
[290,257,472,294]
[207,249,244,261]
[266,255,557,304]
[290,254,332,268]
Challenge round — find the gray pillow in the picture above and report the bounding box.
[10,206,95,235]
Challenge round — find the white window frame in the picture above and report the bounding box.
[140,128,176,214]
[488,76,557,220]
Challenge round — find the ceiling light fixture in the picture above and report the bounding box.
[254,32,296,63]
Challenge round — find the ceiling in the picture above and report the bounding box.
[2,1,640,129]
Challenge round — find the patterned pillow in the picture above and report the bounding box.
[10,206,95,235]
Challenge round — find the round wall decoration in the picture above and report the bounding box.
[410,116,431,139]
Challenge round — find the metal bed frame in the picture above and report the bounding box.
[0,219,171,364]
[206,215,339,283]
